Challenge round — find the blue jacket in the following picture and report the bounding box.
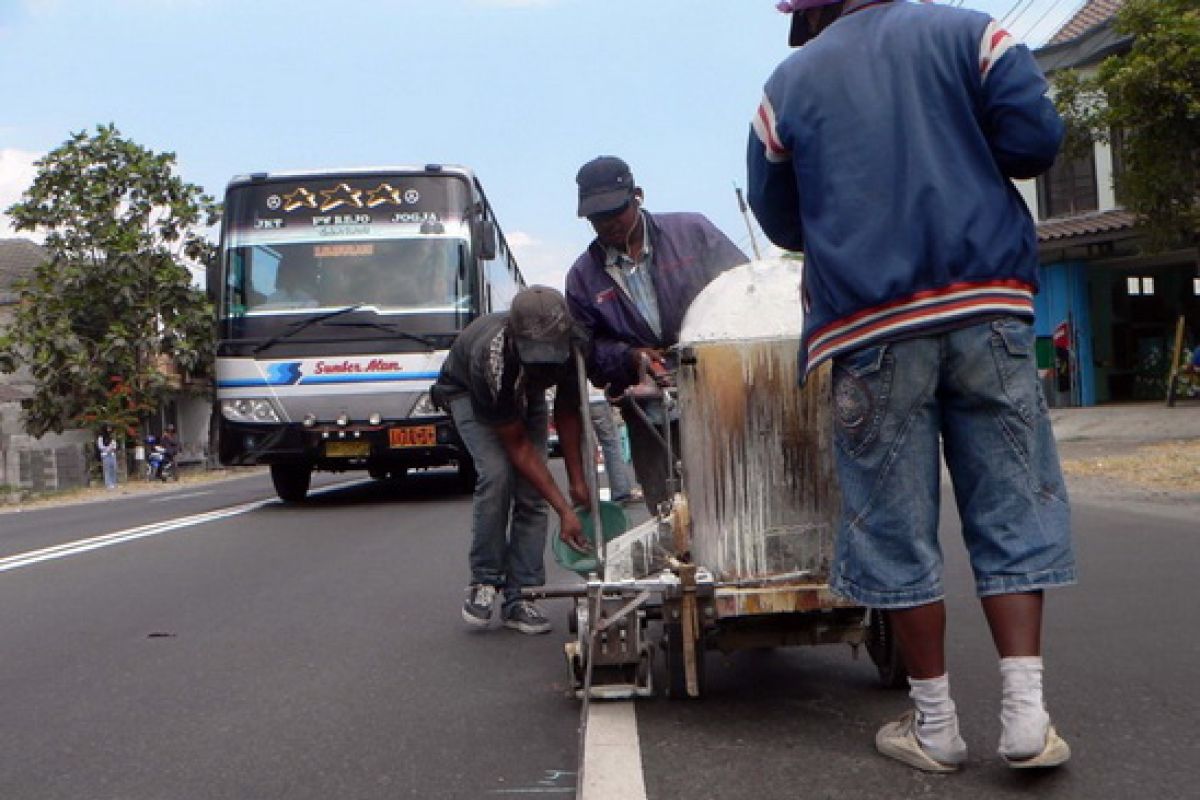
[565,211,748,393]
[747,0,1063,378]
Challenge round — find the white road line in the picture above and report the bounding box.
[147,491,215,503]
[580,702,648,800]
[0,500,269,573]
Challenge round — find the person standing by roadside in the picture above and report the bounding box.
[433,286,591,635]
[588,386,640,506]
[97,424,119,490]
[748,0,1076,772]
[565,156,748,514]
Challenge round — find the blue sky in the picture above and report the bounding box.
[1,0,1085,288]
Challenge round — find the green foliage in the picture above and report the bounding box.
[0,124,220,436]
[1052,0,1200,250]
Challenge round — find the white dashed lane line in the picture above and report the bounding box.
[581,702,648,800]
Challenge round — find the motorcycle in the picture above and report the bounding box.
[143,436,177,482]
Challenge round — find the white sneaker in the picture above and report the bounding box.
[876,710,967,773]
[1002,723,1071,768]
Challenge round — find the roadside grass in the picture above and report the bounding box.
[1061,439,1200,494]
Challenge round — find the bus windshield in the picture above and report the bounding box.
[224,238,465,317]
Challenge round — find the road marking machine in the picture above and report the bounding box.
[525,260,905,703]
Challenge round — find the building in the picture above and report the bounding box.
[0,238,95,491]
[1013,0,1200,406]
[0,238,212,492]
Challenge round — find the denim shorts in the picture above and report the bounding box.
[827,318,1077,608]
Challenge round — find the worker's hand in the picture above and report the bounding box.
[559,508,590,554]
[569,478,590,509]
[629,347,666,371]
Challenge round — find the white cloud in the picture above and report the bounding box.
[0,148,42,241]
[506,230,579,292]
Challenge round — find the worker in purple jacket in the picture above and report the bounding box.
[565,156,748,513]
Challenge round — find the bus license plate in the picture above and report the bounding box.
[390,426,436,448]
[325,441,370,458]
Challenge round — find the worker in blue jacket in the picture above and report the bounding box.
[748,0,1076,774]
[565,156,748,513]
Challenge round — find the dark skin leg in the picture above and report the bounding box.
[889,591,1044,680]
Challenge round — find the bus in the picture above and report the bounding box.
[213,165,525,502]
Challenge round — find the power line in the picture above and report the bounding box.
[1015,0,1079,44]
[1002,0,1040,29]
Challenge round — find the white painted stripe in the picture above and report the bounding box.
[0,479,365,573]
[581,703,647,800]
[148,491,215,503]
[0,500,271,573]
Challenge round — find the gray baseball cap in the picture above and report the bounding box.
[509,286,573,364]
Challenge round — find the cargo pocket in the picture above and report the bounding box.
[989,319,1036,428]
[832,344,893,457]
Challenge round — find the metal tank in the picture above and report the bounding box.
[676,259,840,584]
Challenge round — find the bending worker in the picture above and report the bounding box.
[433,286,591,636]
[748,0,1077,772]
[565,156,748,513]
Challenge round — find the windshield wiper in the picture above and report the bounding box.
[326,320,439,350]
[252,304,366,355]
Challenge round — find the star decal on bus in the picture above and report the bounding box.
[282,188,318,211]
[319,183,365,212]
[366,183,403,208]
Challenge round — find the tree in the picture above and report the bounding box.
[1052,0,1200,251]
[0,124,220,436]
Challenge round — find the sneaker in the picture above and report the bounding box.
[462,584,498,628]
[1002,724,1070,769]
[502,600,551,635]
[875,710,967,773]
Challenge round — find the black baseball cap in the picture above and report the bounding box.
[576,156,635,218]
[509,286,573,365]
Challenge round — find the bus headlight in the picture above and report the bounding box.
[409,392,441,418]
[221,398,282,423]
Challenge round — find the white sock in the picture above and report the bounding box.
[908,673,967,764]
[999,656,1051,758]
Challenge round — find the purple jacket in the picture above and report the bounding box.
[565,210,748,393]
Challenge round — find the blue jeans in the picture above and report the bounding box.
[590,400,633,499]
[828,318,1077,608]
[101,452,119,489]
[449,395,550,609]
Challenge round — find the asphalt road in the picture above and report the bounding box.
[1,470,1196,799]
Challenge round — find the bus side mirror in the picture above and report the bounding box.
[477,220,497,261]
[205,253,220,305]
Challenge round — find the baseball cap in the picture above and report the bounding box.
[509,286,574,365]
[576,156,635,218]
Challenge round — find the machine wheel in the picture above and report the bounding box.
[662,620,705,699]
[865,609,908,690]
[271,463,312,503]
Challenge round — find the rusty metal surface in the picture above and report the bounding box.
[678,340,841,584]
[714,583,858,617]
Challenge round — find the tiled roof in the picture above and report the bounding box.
[1036,208,1137,243]
[1048,0,1125,45]
[0,238,46,294]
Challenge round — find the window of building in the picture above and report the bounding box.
[1126,276,1155,296]
[1037,134,1099,219]
[1193,277,1200,296]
